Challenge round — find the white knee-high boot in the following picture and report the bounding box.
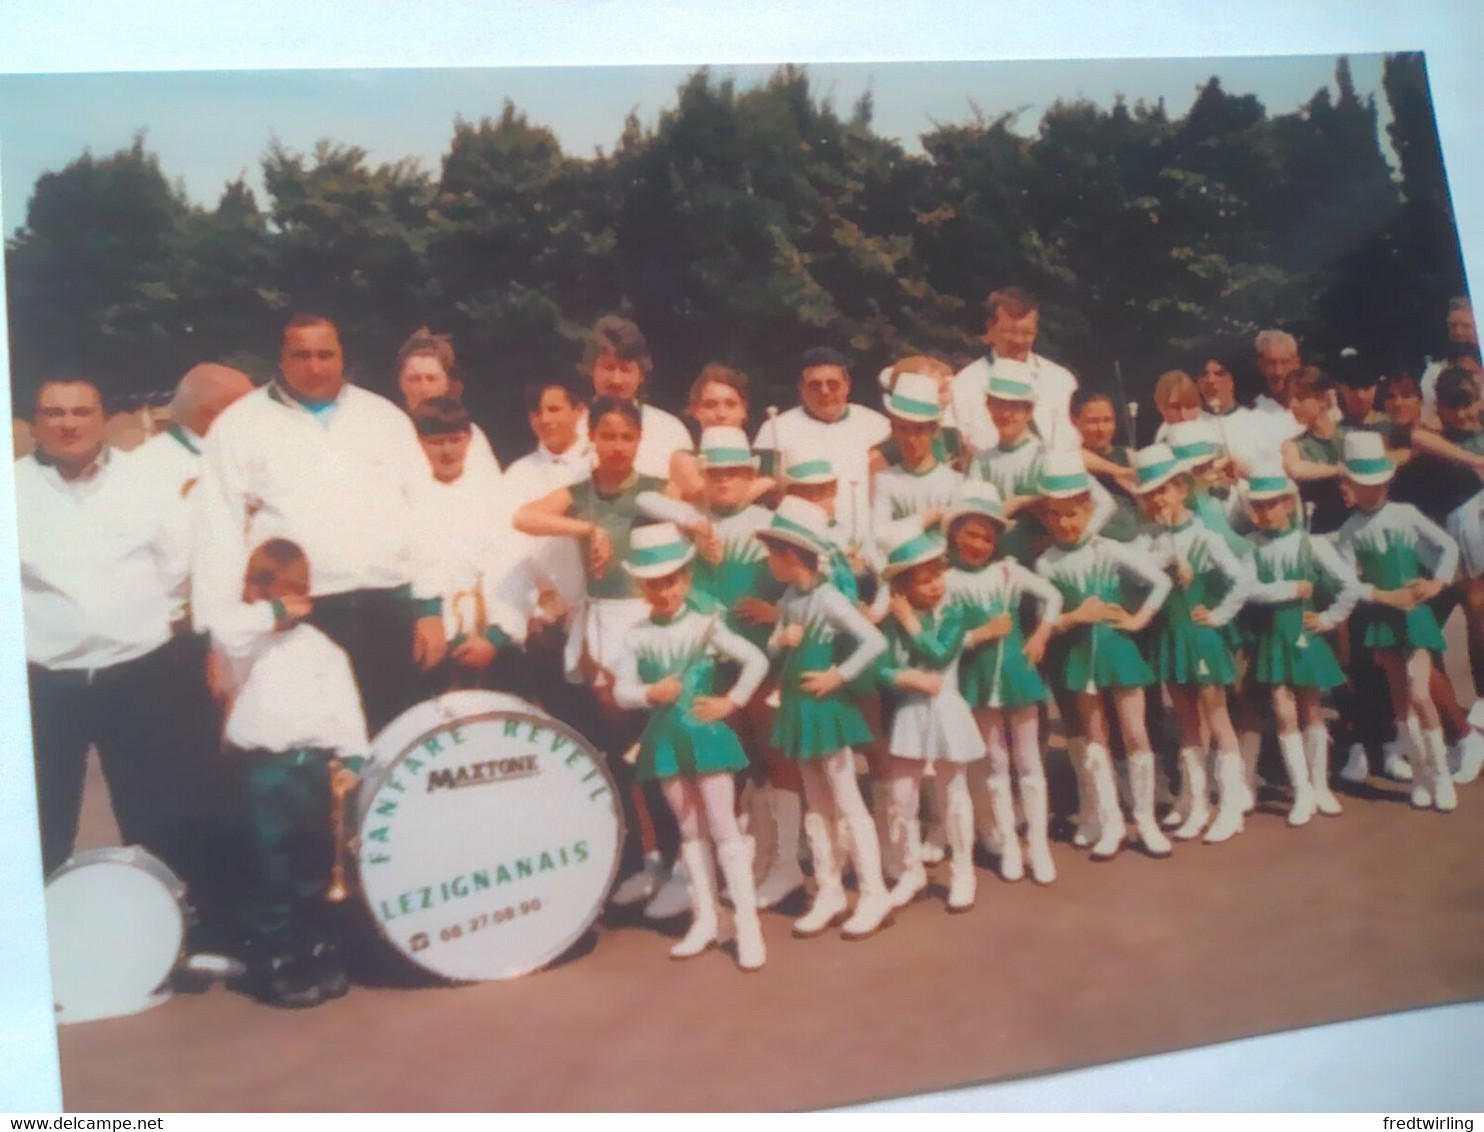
[1020,774,1056,884]
[984,772,1023,881]
[670,839,720,959]
[944,781,977,912]
[1173,746,1211,839]
[1085,742,1127,860]
[1305,724,1343,816]
[715,836,766,971]
[1424,727,1458,812]
[1068,737,1101,849]
[1238,729,1262,813]
[1203,749,1247,843]
[1403,714,1432,809]
[1278,731,1316,826]
[969,763,1004,855]
[886,795,928,908]
[839,804,894,940]
[754,788,805,908]
[1128,751,1173,857]
[793,813,848,937]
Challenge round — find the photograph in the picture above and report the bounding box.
[3,31,1483,1114]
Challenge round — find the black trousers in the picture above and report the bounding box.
[305,587,424,738]
[29,634,221,887]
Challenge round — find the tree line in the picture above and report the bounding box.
[2,54,1468,461]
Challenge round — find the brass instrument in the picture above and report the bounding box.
[450,572,489,641]
[326,755,358,903]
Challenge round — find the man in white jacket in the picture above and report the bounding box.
[191,314,446,736]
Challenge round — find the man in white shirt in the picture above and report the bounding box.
[1236,328,1305,470]
[1421,297,1478,423]
[17,378,219,884]
[571,315,690,479]
[950,286,1080,457]
[753,346,891,554]
[192,314,446,736]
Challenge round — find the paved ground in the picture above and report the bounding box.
[51,735,1484,1112]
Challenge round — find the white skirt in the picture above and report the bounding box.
[888,685,986,764]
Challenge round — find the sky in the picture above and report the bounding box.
[0,54,1391,238]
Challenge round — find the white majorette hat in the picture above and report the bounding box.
[697,426,758,470]
[1242,465,1298,502]
[883,371,943,423]
[1038,450,1092,499]
[984,357,1037,405]
[623,522,696,579]
[782,454,836,485]
[1130,443,1185,494]
[878,518,948,581]
[944,480,1010,531]
[1341,430,1395,486]
[1165,419,1221,470]
[754,496,831,558]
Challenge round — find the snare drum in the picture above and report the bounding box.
[45,847,187,1024]
[356,691,623,982]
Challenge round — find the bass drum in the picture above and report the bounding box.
[356,690,623,982]
[45,846,186,1024]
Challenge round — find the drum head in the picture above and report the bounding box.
[358,692,623,982]
[45,850,184,1024]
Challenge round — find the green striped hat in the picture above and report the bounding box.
[1341,430,1395,486]
[783,456,836,485]
[879,519,948,580]
[884,371,943,423]
[1242,466,1297,502]
[698,425,759,470]
[1039,451,1091,499]
[1131,443,1184,494]
[622,522,696,579]
[754,496,831,560]
[1165,419,1221,469]
[945,481,1010,531]
[984,357,1037,405]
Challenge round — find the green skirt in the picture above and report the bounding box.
[1152,605,1238,687]
[635,705,750,782]
[1048,624,1154,693]
[1357,605,1448,653]
[959,635,1047,709]
[1249,603,1346,689]
[771,691,874,761]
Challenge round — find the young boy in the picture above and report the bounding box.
[218,539,369,1008]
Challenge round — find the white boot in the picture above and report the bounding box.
[839,806,894,940]
[1068,738,1101,849]
[669,840,719,959]
[1383,738,1414,782]
[1021,774,1057,884]
[1173,746,1211,839]
[919,780,947,865]
[944,785,977,912]
[1279,732,1316,826]
[1403,716,1431,808]
[886,798,928,909]
[754,788,806,909]
[1238,730,1262,813]
[1305,724,1343,816]
[1454,726,1484,785]
[1163,748,1192,829]
[793,813,848,937]
[1085,743,1127,861]
[715,836,766,971]
[969,764,1005,855]
[610,850,668,908]
[1339,742,1370,784]
[1424,728,1458,813]
[1129,751,1173,858]
[1203,749,1247,844]
[985,772,1023,881]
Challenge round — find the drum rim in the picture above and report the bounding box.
[355,705,626,982]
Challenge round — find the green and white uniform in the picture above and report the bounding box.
[1135,516,1250,687]
[946,557,1061,709]
[1035,535,1172,693]
[877,599,985,763]
[612,602,770,782]
[1245,526,1361,687]
[1333,501,1459,652]
[769,579,888,760]
[871,461,964,534]
[970,437,1115,564]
